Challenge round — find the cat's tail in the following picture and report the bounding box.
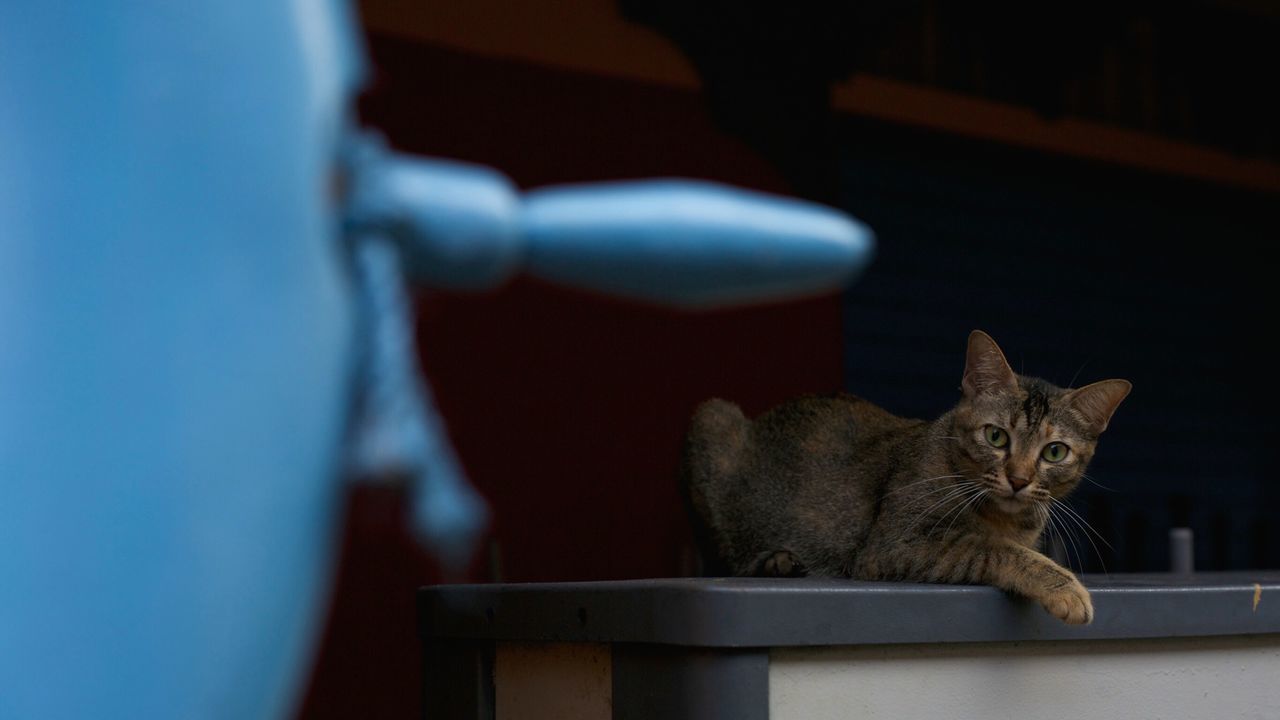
[679,399,749,576]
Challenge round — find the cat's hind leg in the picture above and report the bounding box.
[680,399,751,575]
[683,399,749,484]
[747,550,808,577]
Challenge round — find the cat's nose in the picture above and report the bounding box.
[1008,476,1031,493]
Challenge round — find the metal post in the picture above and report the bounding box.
[1170,527,1194,574]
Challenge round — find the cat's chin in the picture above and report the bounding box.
[992,496,1030,514]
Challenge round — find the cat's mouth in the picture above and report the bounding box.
[991,494,1030,513]
[981,478,1031,513]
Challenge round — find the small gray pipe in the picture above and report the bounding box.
[1170,527,1195,574]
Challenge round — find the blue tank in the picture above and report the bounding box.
[0,2,873,717]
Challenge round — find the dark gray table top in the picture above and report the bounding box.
[419,572,1280,647]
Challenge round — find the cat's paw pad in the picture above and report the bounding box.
[761,551,806,578]
[1040,582,1094,625]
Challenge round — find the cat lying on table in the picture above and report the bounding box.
[681,330,1130,625]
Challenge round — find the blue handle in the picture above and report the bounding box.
[352,150,524,290]
[344,135,877,574]
[351,138,876,306]
[522,179,874,307]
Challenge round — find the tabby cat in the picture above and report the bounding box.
[680,331,1130,624]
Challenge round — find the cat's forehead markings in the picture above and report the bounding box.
[1007,390,1032,430]
[1021,386,1052,430]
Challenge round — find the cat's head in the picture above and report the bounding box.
[950,330,1130,514]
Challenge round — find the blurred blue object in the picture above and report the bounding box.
[0,1,874,719]
[522,179,872,307]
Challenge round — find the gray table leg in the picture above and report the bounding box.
[612,644,769,720]
[423,639,494,720]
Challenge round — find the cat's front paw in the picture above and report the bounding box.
[1039,579,1093,625]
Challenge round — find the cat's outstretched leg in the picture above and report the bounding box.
[887,538,1093,624]
[1014,553,1093,624]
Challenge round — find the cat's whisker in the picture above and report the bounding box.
[1037,505,1058,554]
[902,481,981,502]
[885,474,968,496]
[940,488,988,539]
[1054,513,1081,573]
[1044,503,1074,570]
[1052,498,1114,552]
[1046,503,1082,573]
[1054,502,1105,573]
[904,480,976,509]
[922,485,987,538]
[1035,504,1064,565]
[1051,498,1112,576]
[1081,473,1114,492]
[1067,356,1093,390]
[1035,503,1053,551]
[903,482,981,534]
[885,471,962,491]
[906,483,979,522]
[1049,501,1107,576]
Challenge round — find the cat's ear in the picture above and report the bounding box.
[1065,379,1132,435]
[962,330,1018,398]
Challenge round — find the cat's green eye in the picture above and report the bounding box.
[983,426,1009,448]
[1042,442,1069,463]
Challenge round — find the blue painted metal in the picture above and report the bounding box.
[522,179,873,307]
[345,135,524,290]
[2,2,367,719]
[346,136,875,303]
[344,231,490,573]
[0,1,875,718]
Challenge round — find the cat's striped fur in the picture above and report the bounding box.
[680,330,1130,624]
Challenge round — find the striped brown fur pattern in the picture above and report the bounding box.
[680,331,1131,624]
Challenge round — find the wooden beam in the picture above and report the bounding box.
[359,0,1280,194]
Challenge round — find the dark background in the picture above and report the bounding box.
[300,2,1279,717]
